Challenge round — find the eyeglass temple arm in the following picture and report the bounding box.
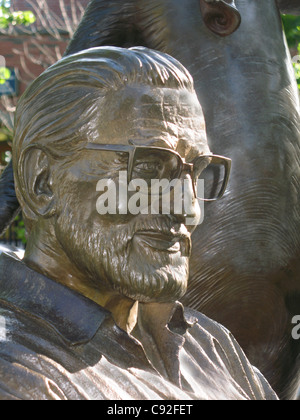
[211,155,232,200]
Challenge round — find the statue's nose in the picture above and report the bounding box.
[169,174,201,229]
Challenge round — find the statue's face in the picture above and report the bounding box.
[53,85,210,303]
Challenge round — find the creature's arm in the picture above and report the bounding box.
[0,160,20,237]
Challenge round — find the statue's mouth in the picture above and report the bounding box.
[133,230,191,256]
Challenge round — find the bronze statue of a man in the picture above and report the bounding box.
[0,47,278,400]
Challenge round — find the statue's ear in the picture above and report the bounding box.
[199,0,241,37]
[18,146,56,218]
[277,0,300,15]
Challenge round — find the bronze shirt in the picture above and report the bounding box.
[0,252,278,400]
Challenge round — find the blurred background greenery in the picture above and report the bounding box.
[282,14,300,89]
[0,0,35,28]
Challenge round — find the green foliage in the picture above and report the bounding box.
[282,15,300,47]
[13,214,26,245]
[0,0,35,28]
[0,66,10,84]
[0,126,12,142]
[293,45,300,90]
[282,14,300,89]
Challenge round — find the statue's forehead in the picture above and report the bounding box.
[94,85,209,156]
[120,84,202,116]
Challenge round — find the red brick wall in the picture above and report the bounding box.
[0,0,89,96]
[11,0,90,20]
[0,34,70,95]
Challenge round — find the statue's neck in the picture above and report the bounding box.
[23,220,138,333]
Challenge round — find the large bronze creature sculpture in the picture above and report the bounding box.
[0,46,278,400]
[0,0,299,399]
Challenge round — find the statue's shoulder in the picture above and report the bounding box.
[184,306,234,343]
[183,306,279,400]
[0,308,67,400]
[184,305,254,367]
[183,305,250,372]
[0,343,65,400]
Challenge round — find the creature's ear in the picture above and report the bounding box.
[277,0,300,15]
[199,0,241,37]
[18,146,56,219]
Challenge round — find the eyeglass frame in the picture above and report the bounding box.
[85,143,231,202]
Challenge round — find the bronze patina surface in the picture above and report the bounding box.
[65,0,300,399]
[0,0,299,399]
[0,47,278,400]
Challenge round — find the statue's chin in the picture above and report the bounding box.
[111,258,189,304]
[55,207,189,304]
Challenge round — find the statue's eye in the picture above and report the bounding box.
[132,149,182,181]
[133,159,163,178]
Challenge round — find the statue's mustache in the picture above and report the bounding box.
[125,214,190,241]
[120,215,191,257]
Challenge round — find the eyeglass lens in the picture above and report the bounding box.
[131,148,227,201]
[193,157,226,201]
[131,148,181,182]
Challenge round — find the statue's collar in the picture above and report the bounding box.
[132,301,196,387]
[0,252,195,360]
[0,252,110,345]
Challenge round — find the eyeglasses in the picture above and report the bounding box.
[85,143,231,202]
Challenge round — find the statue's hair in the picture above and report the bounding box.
[13,46,194,163]
[12,46,195,230]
